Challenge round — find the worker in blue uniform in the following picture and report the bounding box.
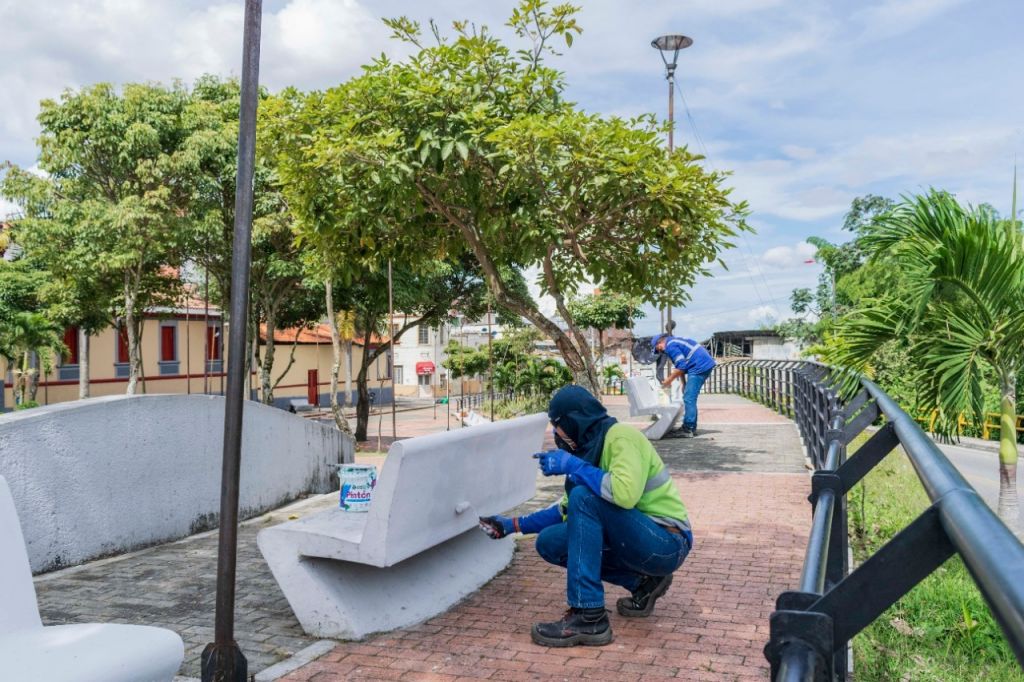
[652,333,716,437]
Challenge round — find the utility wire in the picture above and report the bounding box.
[673,81,783,313]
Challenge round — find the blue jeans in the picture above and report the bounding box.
[535,486,691,609]
[683,368,713,430]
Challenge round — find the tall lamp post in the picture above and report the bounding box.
[651,33,692,332]
[202,1,262,680]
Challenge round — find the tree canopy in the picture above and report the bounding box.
[265,1,747,393]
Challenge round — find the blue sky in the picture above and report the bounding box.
[2,0,1022,339]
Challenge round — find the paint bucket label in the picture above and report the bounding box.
[339,464,377,512]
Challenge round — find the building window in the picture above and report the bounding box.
[115,325,130,377]
[159,321,179,375]
[63,327,79,364]
[205,323,223,373]
[418,325,429,345]
[417,373,431,386]
[393,365,403,385]
[59,326,80,381]
[117,326,130,363]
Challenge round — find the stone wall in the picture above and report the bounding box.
[0,394,352,573]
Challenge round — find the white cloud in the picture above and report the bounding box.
[761,242,818,269]
[781,144,816,160]
[855,0,969,39]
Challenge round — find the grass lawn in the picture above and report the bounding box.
[848,435,1023,681]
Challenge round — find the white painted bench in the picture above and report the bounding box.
[258,412,548,640]
[0,475,183,682]
[625,376,683,440]
[462,409,491,427]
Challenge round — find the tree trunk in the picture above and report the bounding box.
[428,191,599,395]
[344,340,353,408]
[124,280,141,395]
[259,302,276,405]
[597,329,606,391]
[27,352,40,402]
[355,353,372,442]
[325,281,353,435]
[78,328,90,399]
[997,374,1020,533]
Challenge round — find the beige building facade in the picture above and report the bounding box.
[3,311,391,411]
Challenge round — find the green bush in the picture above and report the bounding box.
[14,400,39,411]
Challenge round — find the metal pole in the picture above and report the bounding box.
[665,66,674,329]
[388,260,396,439]
[487,304,494,420]
[201,1,261,679]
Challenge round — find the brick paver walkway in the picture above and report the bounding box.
[279,395,810,681]
[33,394,810,681]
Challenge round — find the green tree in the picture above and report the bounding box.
[333,259,488,441]
[268,2,746,395]
[183,75,318,405]
[830,190,1024,531]
[2,83,194,394]
[0,311,65,406]
[568,292,641,381]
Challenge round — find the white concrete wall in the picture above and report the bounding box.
[0,394,353,573]
[751,338,804,360]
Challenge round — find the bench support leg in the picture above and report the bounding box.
[260,528,515,640]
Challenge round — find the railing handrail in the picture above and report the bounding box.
[705,359,1024,680]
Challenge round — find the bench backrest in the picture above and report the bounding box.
[0,476,43,634]
[625,376,660,412]
[362,413,547,567]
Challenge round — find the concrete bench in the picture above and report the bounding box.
[462,409,491,427]
[0,475,183,682]
[625,376,683,440]
[258,412,548,640]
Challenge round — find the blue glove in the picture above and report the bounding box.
[517,504,564,534]
[534,449,586,477]
[478,515,515,539]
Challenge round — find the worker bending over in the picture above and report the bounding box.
[653,333,716,437]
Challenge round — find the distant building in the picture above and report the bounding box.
[2,294,390,412]
[707,329,804,360]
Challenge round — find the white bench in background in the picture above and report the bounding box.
[462,409,490,427]
[0,475,183,682]
[625,376,683,440]
[258,412,548,640]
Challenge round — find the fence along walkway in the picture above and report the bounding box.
[708,359,1024,682]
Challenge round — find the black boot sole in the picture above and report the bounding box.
[530,624,614,647]
[616,573,674,617]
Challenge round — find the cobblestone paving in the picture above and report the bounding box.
[34,393,809,680]
[34,499,335,678]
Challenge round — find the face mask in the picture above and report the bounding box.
[554,431,577,453]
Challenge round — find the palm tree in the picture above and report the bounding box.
[1,311,65,406]
[830,189,1024,531]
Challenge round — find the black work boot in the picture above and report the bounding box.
[531,607,613,647]
[617,573,674,617]
[681,427,697,438]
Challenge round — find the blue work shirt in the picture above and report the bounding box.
[663,336,716,375]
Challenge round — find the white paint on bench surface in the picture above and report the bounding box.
[0,475,183,682]
[625,377,684,440]
[259,412,548,640]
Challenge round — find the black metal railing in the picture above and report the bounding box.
[705,359,1024,681]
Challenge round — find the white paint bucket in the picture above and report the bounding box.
[339,464,377,512]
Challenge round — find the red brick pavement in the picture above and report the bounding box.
[280,471,810,682]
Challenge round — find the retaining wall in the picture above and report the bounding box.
[0,394,353,573]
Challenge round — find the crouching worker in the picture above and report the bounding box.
[478,385,692,647]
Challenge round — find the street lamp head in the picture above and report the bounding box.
[651,33,692,78]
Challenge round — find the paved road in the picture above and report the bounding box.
[936,441,1020,513]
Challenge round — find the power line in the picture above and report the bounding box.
[673,82,783,311]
